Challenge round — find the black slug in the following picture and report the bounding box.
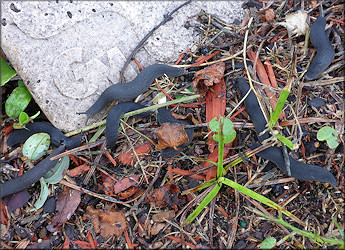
[236,77,269,142]
[7,122,82,150]
[0,145,66,198]
[81,64,186,118]
[105,102,152,148]
[236,77,336,186]
[304,16,335,81]
[157,107,194,158]
[250,141,337,186]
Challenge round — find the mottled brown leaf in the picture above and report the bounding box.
[193,61,225,90]
[85,206,127,238]
[156,123,189,150]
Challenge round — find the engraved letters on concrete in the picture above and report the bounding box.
[1,1,244,132]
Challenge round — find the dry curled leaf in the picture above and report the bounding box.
[193,61,225,89]
[85,206,127,238]
[156,123,189,150]
[260,8,275,22]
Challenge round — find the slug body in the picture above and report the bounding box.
[0,145,66,198]
[237,77,336,186]
[304,16,335,80]
[105,102,152,148]
[157,107,194,158]
[236,78,269,142]
[84,64,186,117]
[7,122,82,150]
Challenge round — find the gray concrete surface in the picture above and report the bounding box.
[1,1,244,132]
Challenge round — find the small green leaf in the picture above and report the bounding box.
[5,85,32,118]
[1,57,17,86]
[19,112,29,126]
[317,126,339,149]
[261,237,277,249]
[44,156,70,184]
[27,178,49,212]
[22,133,50,160]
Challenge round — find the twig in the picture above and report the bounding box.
[119,0,192,82]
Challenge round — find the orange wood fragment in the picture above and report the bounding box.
[247,50,284,120]
[68,154,80,166]
[86,232,96,249]
[62,236,70,249]
[170,168,205,181]
[118,143,152,165]
[67,163,90,177]
[105,152,117,167]
[165,235,196,248]
[124,229,134,248]
[186,50,220,69]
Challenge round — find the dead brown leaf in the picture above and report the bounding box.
[85,206,127,238]
[46,187,81,232]
[193,61,225,90]
[156,123,189,150]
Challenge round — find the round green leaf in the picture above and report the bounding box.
[1,57,17,86]
[209,117,221,133]
[222,119,235,135]
[44,156,70,184]
[317,126,339,149]
[22,133,51,160]
[27,178,49,212]
[261,237,276,249]
[5,86,32,118]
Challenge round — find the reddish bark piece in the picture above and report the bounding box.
[67,163,90,177]
[156,123,189,150]
[113,174,139,194]
[85,206,127,238]
[147,186,169,207]
[118,186,139,200]
[247,50,284,119]
[166,235,196,248]
[170,168,205,181]
[62,236,70,249]
[2,125,14,135]
[205,78,227,152]
[46,187,81,232]
[118,143,152,165]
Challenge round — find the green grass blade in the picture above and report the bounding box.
[276,134,294,150]
[218,177,305,226]
[183,182,222,227]
[269,88,290,128]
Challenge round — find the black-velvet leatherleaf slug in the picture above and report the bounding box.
[304,16,335,81]
[82,64,186,117]
[0,145,66,198]
[106,102,152,148]
[7,122,82,150]
[157,107,194,158]
[236,77,336,186]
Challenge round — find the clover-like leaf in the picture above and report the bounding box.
[317,126,339,149]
